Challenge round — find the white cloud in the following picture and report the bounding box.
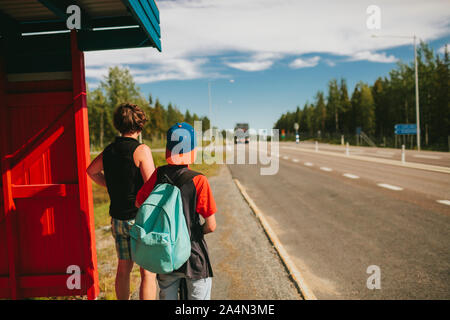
[225,60,273,72]
[289,56,321,69]
[85,67,109,80]
[224,52,282,71]
[350,51,398,63]
[438,44,448,54]
[85,53,211,83]
[85,0,450,83]
[324,59,336,67]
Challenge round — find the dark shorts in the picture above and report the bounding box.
[111,218,135,260]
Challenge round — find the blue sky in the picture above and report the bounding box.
[85,0,450,130]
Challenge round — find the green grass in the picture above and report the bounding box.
[144,138,166,150]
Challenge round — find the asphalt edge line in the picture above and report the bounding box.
[233,178,317,300]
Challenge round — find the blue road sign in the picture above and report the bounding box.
[356,127,362,135]
[395,124,417,135]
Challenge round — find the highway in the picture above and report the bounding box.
[228,143,450,299]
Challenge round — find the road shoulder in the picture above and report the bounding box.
[207,166,302,300]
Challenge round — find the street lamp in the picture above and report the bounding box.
[208,80,212,130]
[372,34,421,151]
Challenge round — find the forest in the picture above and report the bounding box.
[274,43,449,151]
[87,66,210,149]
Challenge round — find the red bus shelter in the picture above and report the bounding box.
[0,0,161,300]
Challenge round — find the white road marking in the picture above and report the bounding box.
[413,154,441,160]
[376,151,395,156]
[283,156,290,160]
[343,173,359,179]
[320,167,333,172]
[436,200,450,206]
[377,183,403,191]
[371,153,394,158]
[292,159,300,163]
[304,162,314,167]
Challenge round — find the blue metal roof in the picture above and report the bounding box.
[0,0,161,52]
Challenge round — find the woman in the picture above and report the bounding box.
[87,103,156,300]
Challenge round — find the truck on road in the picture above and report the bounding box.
[234,123,250,144]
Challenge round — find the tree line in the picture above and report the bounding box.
[274,43,449,150]
[87,66,210,148]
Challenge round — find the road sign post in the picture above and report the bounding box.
[395,124,417,151]
[294,123,299,144]
[395,124,417,135]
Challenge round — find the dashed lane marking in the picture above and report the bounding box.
[377,183,404,191]
[343,173,359,179]
[413,154,441,160]
[304,162,314,167]
[320,167,333,172]
[436,200,450,206]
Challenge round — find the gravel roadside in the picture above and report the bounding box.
[207,166,302,300]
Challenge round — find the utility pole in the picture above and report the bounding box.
[414,35,421,151]
[372,34,421,151]
[208,81,212,132]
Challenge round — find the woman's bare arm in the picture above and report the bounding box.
[134,144,155,183]
[86,153,107,187]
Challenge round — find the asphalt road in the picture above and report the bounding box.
[228,144,450,299]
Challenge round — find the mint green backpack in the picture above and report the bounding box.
[130,172,194,274]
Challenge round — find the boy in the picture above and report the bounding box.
[87,103,156,300]
[135,122,217,300]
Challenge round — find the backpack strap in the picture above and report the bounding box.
[173,169,199,188]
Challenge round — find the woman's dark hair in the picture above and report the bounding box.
[113,103,148,135]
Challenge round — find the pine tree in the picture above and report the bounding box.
[326,79,341,133]
[314,91,326,136]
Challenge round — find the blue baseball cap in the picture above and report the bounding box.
[166,122,197,165]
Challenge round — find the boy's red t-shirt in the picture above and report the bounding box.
[136,167,217,218]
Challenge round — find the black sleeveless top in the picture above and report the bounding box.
[102,136,143,221]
